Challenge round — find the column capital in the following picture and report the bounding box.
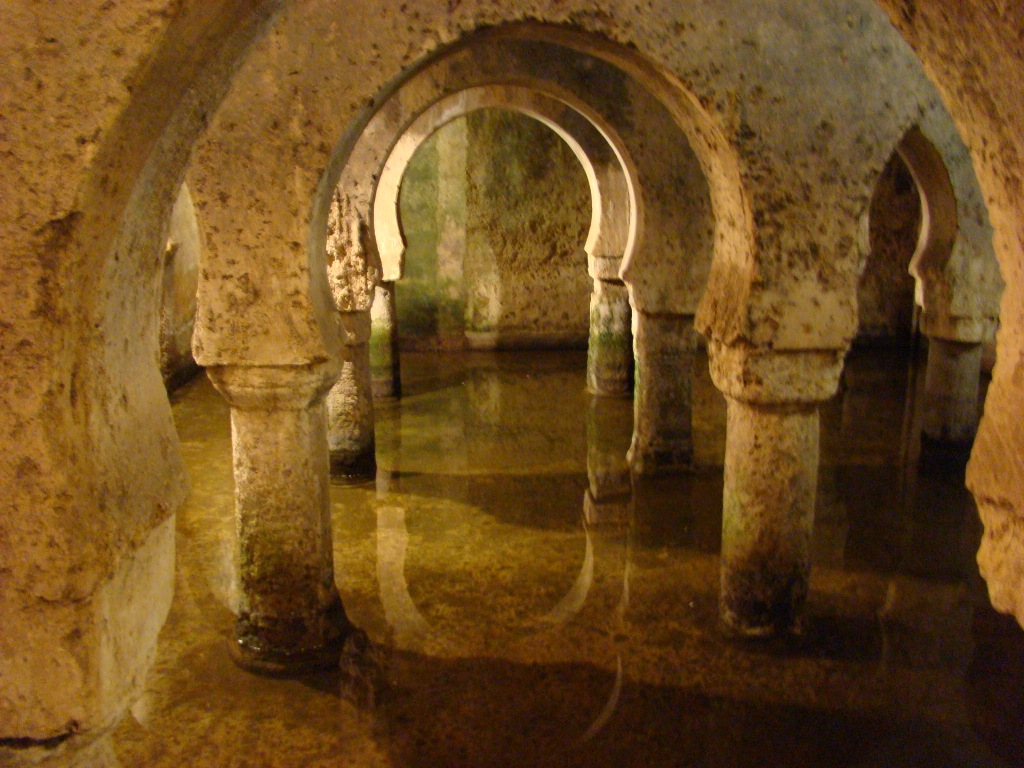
[206,359,341,412]
[588,253,624,282]
[919,310,994,344]
[707,341,845,407]
[338,308,372,346]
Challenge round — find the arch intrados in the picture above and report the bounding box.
[372,83,633,281]
[896,126,959,305]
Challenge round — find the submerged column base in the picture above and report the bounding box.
[719,399,819,636]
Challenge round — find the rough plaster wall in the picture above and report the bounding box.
[464,110,591,344]
[858,151,919,342]
[0,0,280,740]
[877,0,1024,626]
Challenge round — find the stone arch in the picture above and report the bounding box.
[897,124,1001,345]
[370,83,637,288]
[899,126,959,317]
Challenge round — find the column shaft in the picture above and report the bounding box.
[720,398,819,635]
[327,312,376,478]
[587,279,633,397]
[921,337,982,445]
[209,363,348,672]
[370,281,401,400]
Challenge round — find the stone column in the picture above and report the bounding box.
[326,310,376,478]
[920,337,982,445]
[207,360,349,672]
[587,279,633,397]
[628,312,697,475]
[709,343,844,636]
[370,281,401,401]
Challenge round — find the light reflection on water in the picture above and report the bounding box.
[104,347,1024,768]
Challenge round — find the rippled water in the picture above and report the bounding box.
[107,347,1024,768]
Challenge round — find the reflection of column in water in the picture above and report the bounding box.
[465,363,503,430]
[376,506,632,644]
[376,505,430,649]
[899,465,979,580]
[374,390,402,493]
[813,465,850,568]
[585,395,633,526]
[878,576,974,669]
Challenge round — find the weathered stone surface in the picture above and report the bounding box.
[6,0,1024,754]
[587,280,633,397]
[159,183,201,388]
[207,361,349,672]
[326,312,377,478]
[720,398,819,636]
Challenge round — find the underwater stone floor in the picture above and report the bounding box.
[106,348,1024,767]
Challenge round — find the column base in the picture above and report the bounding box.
[627,442,693,476]
[719,564,809,638]
[232,595,353,675]
[330,444,377,479]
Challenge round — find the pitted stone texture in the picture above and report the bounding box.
[159,183,201,387]
[877,0,1024,627]
[708,341,846,407]
[0,0,279,741]
[327,336,377,479]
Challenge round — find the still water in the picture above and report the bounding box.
[110,347,1024,767]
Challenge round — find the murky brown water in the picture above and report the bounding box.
[108,347,1024,767]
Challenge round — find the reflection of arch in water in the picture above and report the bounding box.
[375,502,597,646]
[375,497,630,742]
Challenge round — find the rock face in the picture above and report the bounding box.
[875,0,1024,626]
[2,0,1024,755]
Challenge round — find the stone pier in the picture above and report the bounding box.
[370,281,401,401]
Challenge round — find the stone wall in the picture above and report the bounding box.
[397,110,592,349]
